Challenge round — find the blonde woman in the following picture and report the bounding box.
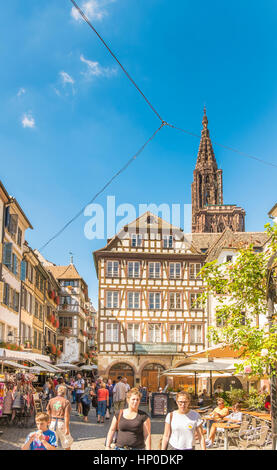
[105,388,151,450]
[162,391,206,450]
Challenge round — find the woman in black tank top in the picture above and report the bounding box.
[105,388,151,450]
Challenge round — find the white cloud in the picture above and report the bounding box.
[17,88,26,97]
[71,0,115,22]
[22,113,35,129]
[60,71,75,85]
[80,54,117,80]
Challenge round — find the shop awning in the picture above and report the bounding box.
[3,361,31,371]
[0,348,51,363]
[32,360,63,373]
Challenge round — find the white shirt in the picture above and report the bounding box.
[165,410,203,450]
[226,411,242,422]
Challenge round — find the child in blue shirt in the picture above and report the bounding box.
[22,412,57,450]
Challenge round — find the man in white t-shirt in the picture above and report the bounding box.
[161,391,206,450]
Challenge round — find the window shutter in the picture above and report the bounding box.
[0,281,4,303]
[3,243,12,268]
[9,214,18,235]
[20,260,27,281]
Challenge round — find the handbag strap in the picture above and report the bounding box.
[116,409,124,431]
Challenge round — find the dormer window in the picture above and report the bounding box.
[226,255,233,262]
[131,234,142,247]
[147,215,153,224]
[163,235,173,248]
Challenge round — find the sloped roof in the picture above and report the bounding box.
[206,228,268,261]
[47,264,83,280]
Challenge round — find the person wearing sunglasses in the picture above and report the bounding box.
[161,391,206,450]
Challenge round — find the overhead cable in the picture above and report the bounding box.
[39,123,165,251]
[166,122,277,169]
[70,0,164,123]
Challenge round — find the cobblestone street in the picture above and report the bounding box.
[0,406,165,451]
[0,406,271,451]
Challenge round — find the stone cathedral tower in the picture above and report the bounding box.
[191,108,245,233]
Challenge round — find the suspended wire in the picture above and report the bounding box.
[166,122,277,169]
[69,0,163,123]
[70,0,277,170]
[39,123,165,252]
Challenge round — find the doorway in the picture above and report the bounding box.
[141,364,166,392]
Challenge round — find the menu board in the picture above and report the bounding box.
[139,387,148,404]
[151,393,169,418]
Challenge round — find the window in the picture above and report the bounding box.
[40,277,44,292]
[8,214,18,236]
[163,235,173,248]
[106,323,119,342]
[13,291,19,312]
[169,263,181,279]
[106,291,119,308]
[128,261,140,278]
[127,324,140,342]
[38,332,42,350]
[60,317,73,328]
[149,292,161,309]
[3,243,12,270]
[35,301,39,318]
[189,263,202,279]
[106,261,119,277]
[127,291,140,309]
[33,330,38,349]
[149,262,161,279]
[148,323,162,342]
[190,293,202,310]
[39,305,43,321]
[131,234,142,247]
[63,280,78,287]
[17,228,22,247]
[35,271,39,288]
[226,255,233,262]
[20,260,27,281]
[254,247,263,253]
[0,323,4,341]
[189,324,203,344]
[169,324,182,343]
[12,254,18,276]
[169,292,181,309]
[3,283,9,306]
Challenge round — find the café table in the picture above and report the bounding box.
[203,416,216,435]
[214,422,240,450]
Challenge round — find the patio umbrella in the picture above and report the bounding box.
[162,361,236,397]
[56,363,81,371]
[79,365,97,371]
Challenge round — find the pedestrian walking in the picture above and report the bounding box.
[74,373,85,416]
[106,379,114,419]
[47,385,73,450]
[113,376,127,411]
[97,382,109,423]
[105,388,151,450]
[42,379,55,409]
[81,381,94,423]
[22,412,57,451]
[161,391,206,450]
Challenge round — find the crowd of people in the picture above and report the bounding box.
[20,376,272,451]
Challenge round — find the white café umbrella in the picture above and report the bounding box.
[162,361,236,397]
[57,363,81,371]
[79,365,97,371]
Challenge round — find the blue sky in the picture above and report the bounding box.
[1,0,277,304]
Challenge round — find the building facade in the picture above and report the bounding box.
[0,194,32,347]
[94,213,209,390]
[191,108,245,233]
[35,254,94,364]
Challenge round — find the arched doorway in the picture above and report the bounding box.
[141,364,166,392]
[172,363,194,392]
[214,376,243,392]
[109,363,134,387]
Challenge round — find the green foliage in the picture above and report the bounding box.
[225,387,247,406]
[245,388,267,411]
[199,223,277,378]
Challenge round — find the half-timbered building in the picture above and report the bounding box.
[93,212,211,390]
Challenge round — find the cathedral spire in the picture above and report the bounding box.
[196,107,217,169]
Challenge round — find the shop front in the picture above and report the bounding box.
[109,363,135,387]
